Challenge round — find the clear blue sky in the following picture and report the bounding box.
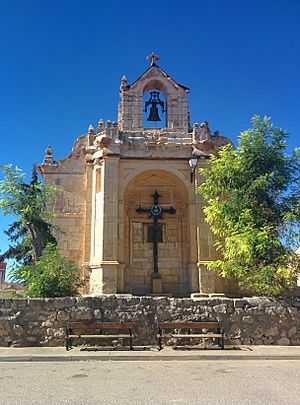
[1,0,300,258]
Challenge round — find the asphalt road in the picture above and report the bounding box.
[1,360,299,405]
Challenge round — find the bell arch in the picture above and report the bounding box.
[143,90,167,128]
[143,78,168,94]
[122,169,190,296]
[142,79,168,128]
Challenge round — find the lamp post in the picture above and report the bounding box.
[188,156,199,183]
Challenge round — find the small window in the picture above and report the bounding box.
[147,224,163,242]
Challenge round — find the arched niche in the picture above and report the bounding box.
[123,169,190,296]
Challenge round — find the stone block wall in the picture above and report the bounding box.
[0,296,299,347]
[42,151,87,267]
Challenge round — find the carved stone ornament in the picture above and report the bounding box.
[44,145,54,164]
[149,68,160,77]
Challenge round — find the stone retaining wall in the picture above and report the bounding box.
[0,296,299,347]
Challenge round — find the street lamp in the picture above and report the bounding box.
[188,156,199,183]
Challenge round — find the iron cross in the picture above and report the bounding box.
[136,190,176,275]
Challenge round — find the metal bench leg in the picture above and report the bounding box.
[66,328,70,351]
[129,329,133,350]
[220,329,225,349]
[158,328,163,351]
[69,328,73,350]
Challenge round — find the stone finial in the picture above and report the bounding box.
[120,75,127,92]
[213,130,225,147]
[200,121,209,129]
[88,124,95,135]
[112,121,118,128]
[44,145,54,164]
[97,119,104,133]
[88,124,95,146]
[199,121,211,141]
[106,120,111,128]
[192,122,201,143]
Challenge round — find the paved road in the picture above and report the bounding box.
[1,360,299,405]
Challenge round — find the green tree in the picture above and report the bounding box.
[10,243,83,297]
[0,164,57,264]
[199,116,300,295]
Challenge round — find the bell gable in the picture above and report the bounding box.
[118,53,190,131]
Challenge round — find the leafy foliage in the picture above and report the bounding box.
[2,220,32,265]
[1,165,82,297]
[199,116,300,295]
[0,164,57,264]
[10,244,83,297]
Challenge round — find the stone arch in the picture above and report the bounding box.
[123,169,190,296]
[121,164,192,200]
[142,79,168,95]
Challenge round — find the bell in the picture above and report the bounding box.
[147,104,161,122]
[144,91,165,122]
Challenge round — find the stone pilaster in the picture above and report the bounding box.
[187,194,200,292]
[89,155,120,294]
[194,162,224,294]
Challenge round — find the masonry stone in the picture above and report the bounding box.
[1,296,299,347]
[38,55,239,297]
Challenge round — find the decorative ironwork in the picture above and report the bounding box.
[136,191,176,275]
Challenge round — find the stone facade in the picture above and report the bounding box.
[38,55,234,297]
[0,297,299,347]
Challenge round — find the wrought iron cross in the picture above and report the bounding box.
[136,191,176,275]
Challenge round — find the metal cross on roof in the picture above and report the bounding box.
[146,52,160,66]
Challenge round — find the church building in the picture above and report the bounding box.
[39,53,234,297]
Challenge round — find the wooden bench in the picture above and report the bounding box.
[157,321,224,350]
[65,321,135,351]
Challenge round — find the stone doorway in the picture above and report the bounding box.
[123,170,189,296]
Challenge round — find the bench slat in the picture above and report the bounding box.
[67,322,134,330]
[157,333,222,338]
[157,321,225,350]
[66,334,132,339]
[65,321,135,351]
[157,322,222,329]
